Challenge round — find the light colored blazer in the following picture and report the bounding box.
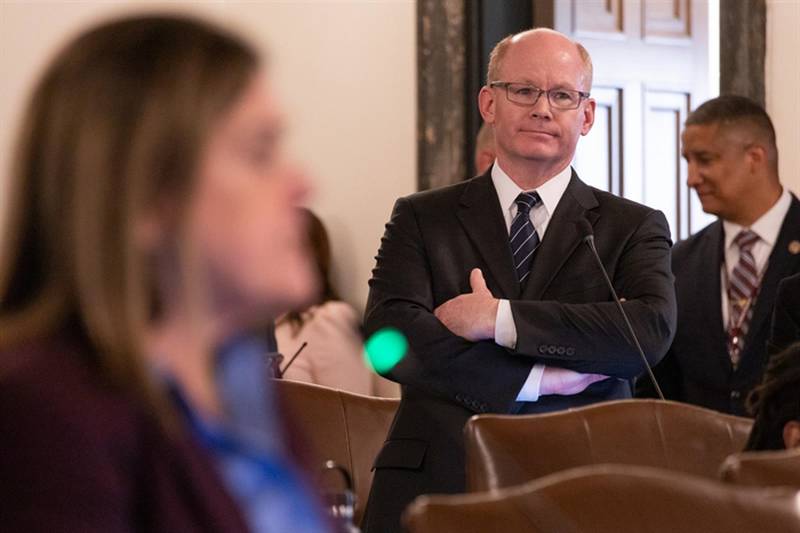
[277,301,399,398]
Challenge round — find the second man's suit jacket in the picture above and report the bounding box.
[638,195,800,415]
[361,168,677,533]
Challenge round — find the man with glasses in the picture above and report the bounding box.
[362,28,676,533]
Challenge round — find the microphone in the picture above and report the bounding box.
[575,219,665,400]
[279,341,308,377]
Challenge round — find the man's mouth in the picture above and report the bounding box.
[520,129,556,137]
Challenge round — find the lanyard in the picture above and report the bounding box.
[722,257,767,335]
[167,381,297,489]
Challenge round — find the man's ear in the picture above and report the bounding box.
[783,420,800,449]
[745,143,768,173]
[478,86,496,124]
[580,98,596,136]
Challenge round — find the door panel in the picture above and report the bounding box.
[572,86,622,196]
[538,0,716,239]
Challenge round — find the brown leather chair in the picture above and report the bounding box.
[465,399,753,492]
[275,379,398,525]
[720,447,800,488]
[405,464,800,533]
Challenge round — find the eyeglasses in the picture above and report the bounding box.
[489,82,590,110]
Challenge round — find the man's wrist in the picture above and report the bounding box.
[494,299,518,347]
[486,298,499,339]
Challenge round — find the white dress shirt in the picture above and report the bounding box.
[720,188,792,327]
[490,161,572,402]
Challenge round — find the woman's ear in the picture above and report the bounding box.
[783,420,800,449]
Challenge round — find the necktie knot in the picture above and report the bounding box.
[734,230,759,252]
[515,192,540,215]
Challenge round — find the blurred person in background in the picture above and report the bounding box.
[745,342,800,451]
[0,14,329,532]
[277,209,399,397]
[473,122,496,175]
[766,272,800,356]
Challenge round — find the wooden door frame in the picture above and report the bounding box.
[415,0,766,191]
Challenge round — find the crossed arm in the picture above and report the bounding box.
[365,197,676,412]
[434,267,609,396]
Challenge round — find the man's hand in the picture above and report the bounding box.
[540,366,610,396]
[434,269,499,342]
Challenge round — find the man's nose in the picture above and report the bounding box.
[686,162,701,187]
[529,91,553,120]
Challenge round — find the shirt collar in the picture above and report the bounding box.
[723,187,792,250]
[491,160,572,216]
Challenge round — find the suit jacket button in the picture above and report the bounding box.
[557,346,566,355]
[538,345,547,354]
[731,390,741,399]
[566,347,575,356]
[548,346,557,354]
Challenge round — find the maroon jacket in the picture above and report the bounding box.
[0,337,250,532]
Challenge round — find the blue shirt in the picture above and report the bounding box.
[169,334,329,533]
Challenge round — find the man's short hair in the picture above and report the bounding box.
[685,95,778,164]
[486,29,593,90]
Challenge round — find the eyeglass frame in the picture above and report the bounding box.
[488,81,591,110]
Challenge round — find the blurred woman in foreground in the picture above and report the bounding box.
[0,14,327,532]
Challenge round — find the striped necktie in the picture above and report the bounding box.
[727,229,760,368]
[509,192,541,284]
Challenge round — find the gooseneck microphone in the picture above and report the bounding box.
[575,219,665,400]
[279,341,308,376]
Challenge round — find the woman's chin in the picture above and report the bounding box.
[257,271,320,317]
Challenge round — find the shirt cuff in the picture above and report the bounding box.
[516,363,546,402]
[494,299,517,349]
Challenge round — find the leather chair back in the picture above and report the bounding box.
[275,379,398,525]
[405,464,800,533]
[721,447,800,488]
[465,399,753,492]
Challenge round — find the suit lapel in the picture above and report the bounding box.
[742,194,800,360]
[699,222,731,369]
[522,171,599,300]
[457,173,521,298]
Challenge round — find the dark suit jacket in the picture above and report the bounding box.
[361,169,676,533]
[637,195,800,416]
[768,271,800,356]
[0,336,250,533]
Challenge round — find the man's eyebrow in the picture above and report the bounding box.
[549,82,579,90]
[684,149,713,157]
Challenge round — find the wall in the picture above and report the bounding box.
[766,0,800,195]
[0,0,417,310]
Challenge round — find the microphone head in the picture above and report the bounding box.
[575,219,594,243]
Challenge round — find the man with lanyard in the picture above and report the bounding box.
[638,95,800,415]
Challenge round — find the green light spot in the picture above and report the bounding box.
[364,328,408,375]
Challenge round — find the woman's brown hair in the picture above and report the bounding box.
[0,14,259,426]
[745,342,800,451]
[278,208,339,336]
